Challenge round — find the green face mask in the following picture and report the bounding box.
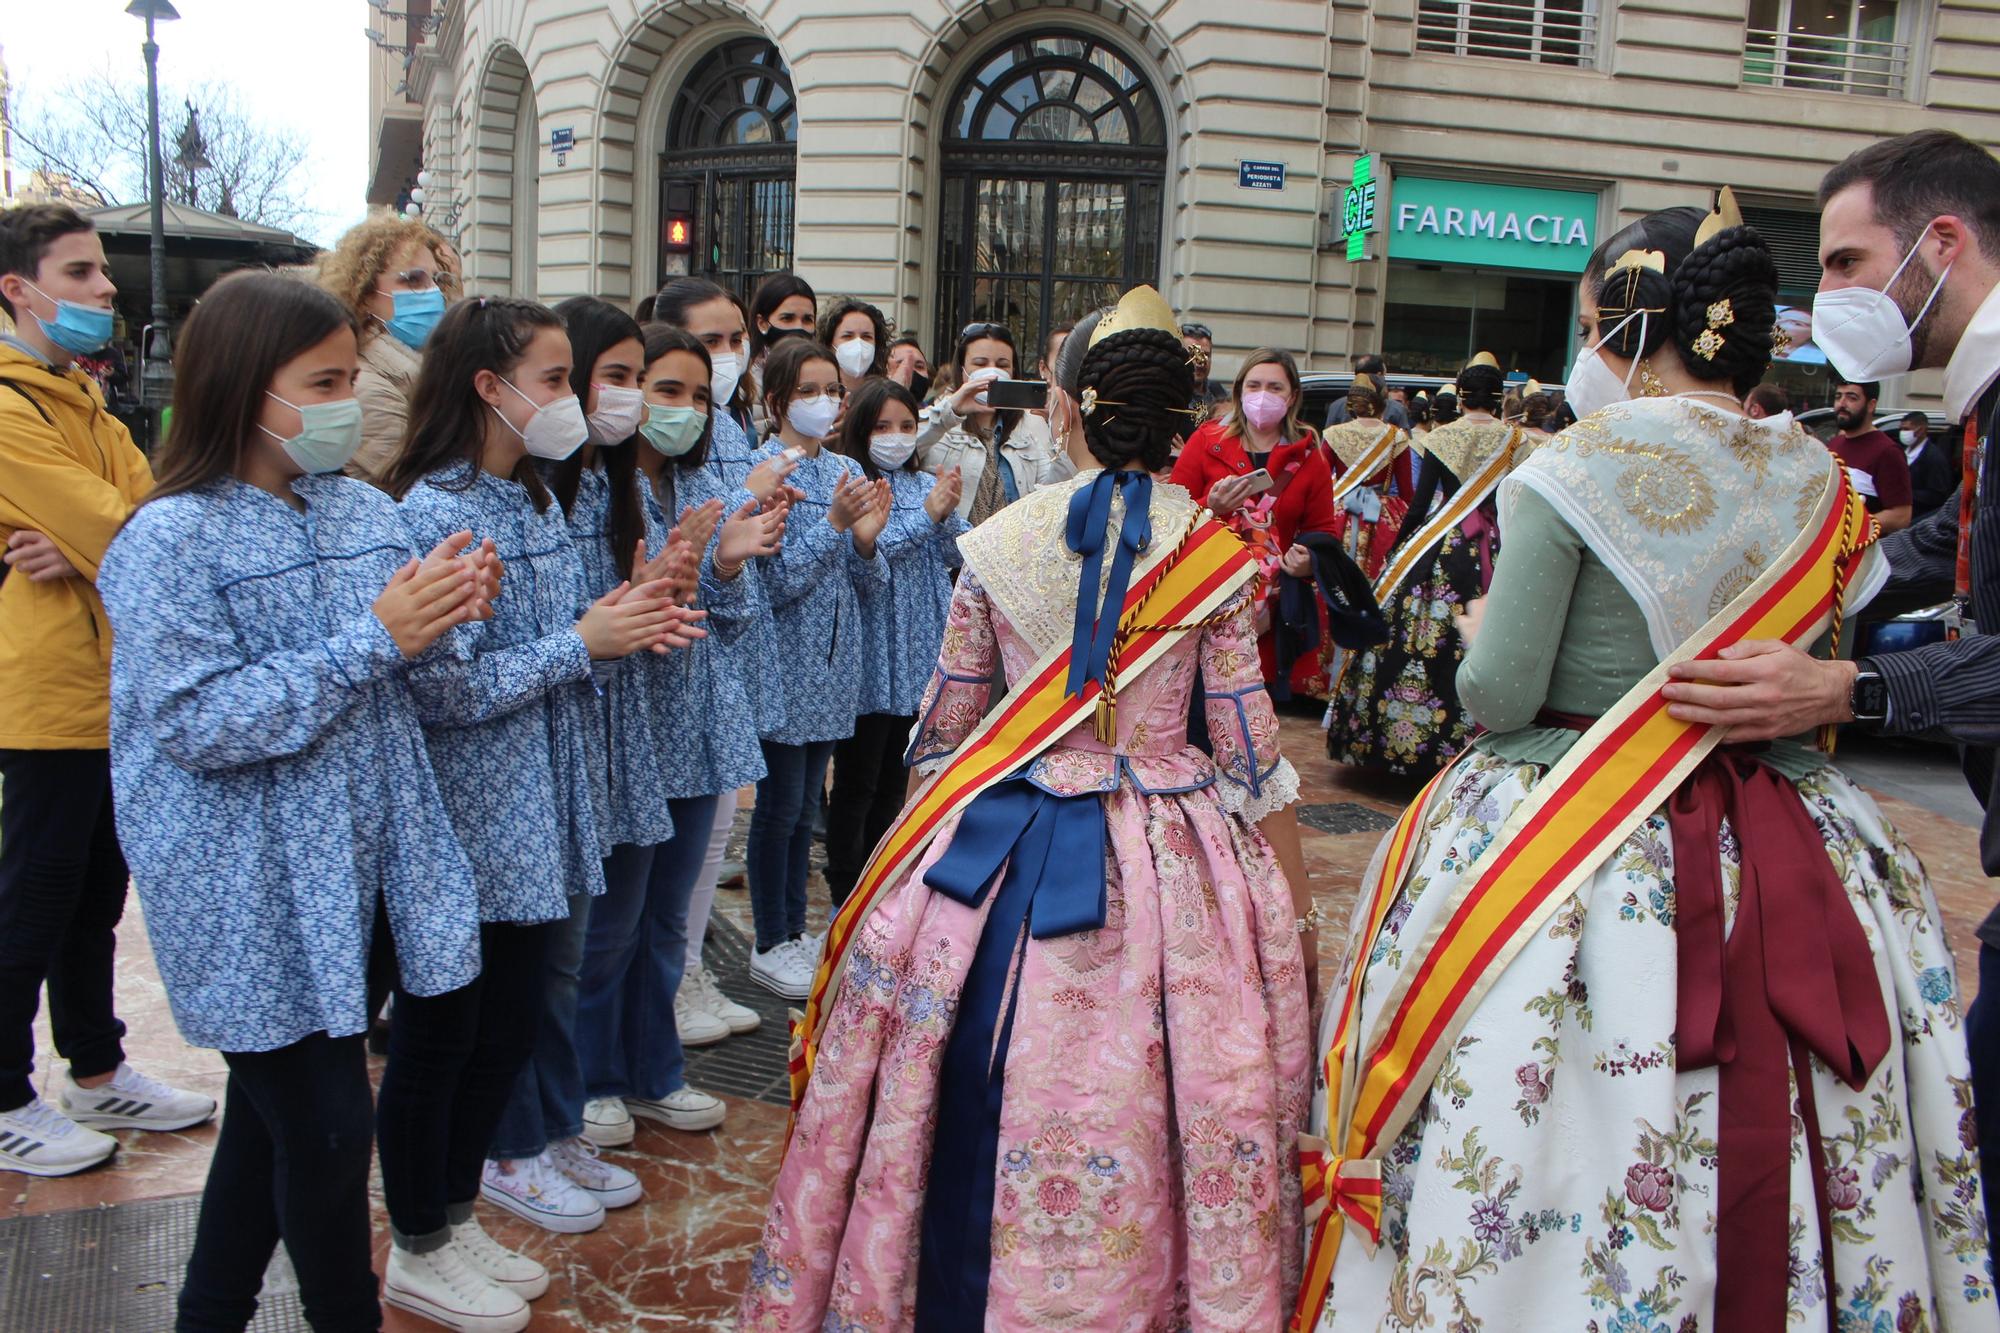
[639,403,706,458]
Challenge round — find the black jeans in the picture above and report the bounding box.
[176,1033,380,1332]
[825,713,916,908]
[0,749,128,1111]
[1969,942,2000,1272]
[376,920,553,1249]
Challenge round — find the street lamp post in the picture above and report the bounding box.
[128,0,181,430]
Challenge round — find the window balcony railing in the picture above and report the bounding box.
[1743,28,1910,97]
[1417,0,1600,67]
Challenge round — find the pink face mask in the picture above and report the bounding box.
[1240,390,1289,432]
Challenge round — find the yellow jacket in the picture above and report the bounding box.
[0,343,153,748]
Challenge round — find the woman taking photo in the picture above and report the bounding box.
[823,377,966,908]
[818,297,890,398]
[377,296,695,1330]
[1300,192,1987,1333]
[917,322,1054,524]
[317,212,456,484]
[1325,355,1529,777]
[1171,348,1339,694]
[744,339,891,1000]
[100,272,492,1332]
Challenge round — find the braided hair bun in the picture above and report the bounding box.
[1455,363,1505,413]
[1077,327,1194,474]
[1668,225,1779,397]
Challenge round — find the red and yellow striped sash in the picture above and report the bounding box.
[785,517,1256,1134]
[1292,462,1874,1331]
[1327,425,1405,509]
[1368,436,1518,603]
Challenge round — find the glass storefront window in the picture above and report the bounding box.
[1383,263,1575,381]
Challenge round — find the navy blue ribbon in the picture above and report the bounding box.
[1062,469,1153,699]
[912,777,1108,1329]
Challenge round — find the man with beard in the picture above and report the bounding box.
[1656,127,2000,1262]
[1825,375,1913,531]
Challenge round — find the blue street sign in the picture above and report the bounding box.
[1238,160,1287,191]
[551,127,575,152]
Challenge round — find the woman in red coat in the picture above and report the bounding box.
[1170,348,1337,693]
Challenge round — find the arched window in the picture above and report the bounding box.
[936,32,1167,363]
[659,38,797,300]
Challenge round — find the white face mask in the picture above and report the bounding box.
[786,394,840,440]
[586,384,646,445]
[1562,310,1645,420]
[869,431,917,471]
[709,352,744,409]
[496,379,588,460]
[968,366,1008,407]
[1812,221,1952,381]
[835,339,876,378]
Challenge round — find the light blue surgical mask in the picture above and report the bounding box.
[639,403,707,458]
[375,286,446,350]
[21,280,114,356]
[261,392,365,474]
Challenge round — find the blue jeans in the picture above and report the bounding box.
[747,740,834,951]
[485,897,591,1160]
[576,795,719,1102]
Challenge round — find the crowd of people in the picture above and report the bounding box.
[0,124,1996,1333]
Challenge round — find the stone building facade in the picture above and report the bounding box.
[373,0,2000,396]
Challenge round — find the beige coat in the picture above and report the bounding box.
[348,331,422,486]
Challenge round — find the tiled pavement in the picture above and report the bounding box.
[3,717,1990,1330]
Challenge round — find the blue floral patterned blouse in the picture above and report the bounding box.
[704,411,787,740]
[751,442,888,745]
[399,463,607,923]
[858,467,967,717]
[99,475,482,1053]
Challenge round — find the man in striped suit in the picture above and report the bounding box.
[1657,128,2000,1261]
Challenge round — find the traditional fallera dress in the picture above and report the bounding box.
[1325,416,1528,776]
[743,469,1313,1332]
[1320,419,1414,585]
[1302,399,1992,1333]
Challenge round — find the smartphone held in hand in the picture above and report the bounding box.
[985,378,1050,411]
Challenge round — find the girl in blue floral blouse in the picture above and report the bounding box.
[375,296,702,1328]
[743,339,893,1000]
[823,377,967,907]
[99,273,497,1332]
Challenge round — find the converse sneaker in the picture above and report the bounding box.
[549,1135,642,1208]
[450,1215,549,1300]
[478,1152,605,1234]
[718,858,747,889]
[58,1063,215,1132]
[749,937,814,1000]
[0,1096,117,1176]
[688,965,761,1035]
[673,985,731,1048]
[581,1096,635,1149]
[383,1242,530,1332]
[626,1087,727,1133]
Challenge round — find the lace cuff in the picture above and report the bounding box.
[1216,755,1301,823]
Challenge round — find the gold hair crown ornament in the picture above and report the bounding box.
[1599,249,1669,319]
[1468,350,1500,371]
[1693,185,1745,250]
[1087,285,1181,348]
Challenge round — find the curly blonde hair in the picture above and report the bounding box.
[316,211,455,339]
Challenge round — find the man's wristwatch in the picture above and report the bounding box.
[1849,667,1888,723]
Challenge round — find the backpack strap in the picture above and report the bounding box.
[3,380,55,427]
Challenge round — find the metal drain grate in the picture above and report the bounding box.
[0,1192,305,1332]
[1296,802,1400,836]
[683,913,801,1107]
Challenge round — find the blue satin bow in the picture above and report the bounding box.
[1063,469,1153,699]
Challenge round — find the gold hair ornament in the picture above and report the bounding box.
[1693,186,1745,251]
[1693,297,1735,362]
[1599,249,1669,319]
[1076,387,1201,420]
[1087,286,1181,349]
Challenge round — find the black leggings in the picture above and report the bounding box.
[376,920,553,1249]
[825,712,916,907]
[176,1033,380,1333]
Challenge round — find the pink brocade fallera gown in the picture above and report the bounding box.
[742,479,1313,1332]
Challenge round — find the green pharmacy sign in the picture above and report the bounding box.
[1387,176,1599,274]
[1341,155,1381,262]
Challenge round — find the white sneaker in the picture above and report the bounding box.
[450,1215,549,1300]
[673,984,731,1047]
[689,965,760,1035]
[0,1096,117,1177]
[626,1087,727,1133]
[384,1242,530,1332]
[478,1152,605,1234]
[549,1135,642,1208]
[58,1063,215,1132]
[581,1095,634,1149]
[749,938,814,1000]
